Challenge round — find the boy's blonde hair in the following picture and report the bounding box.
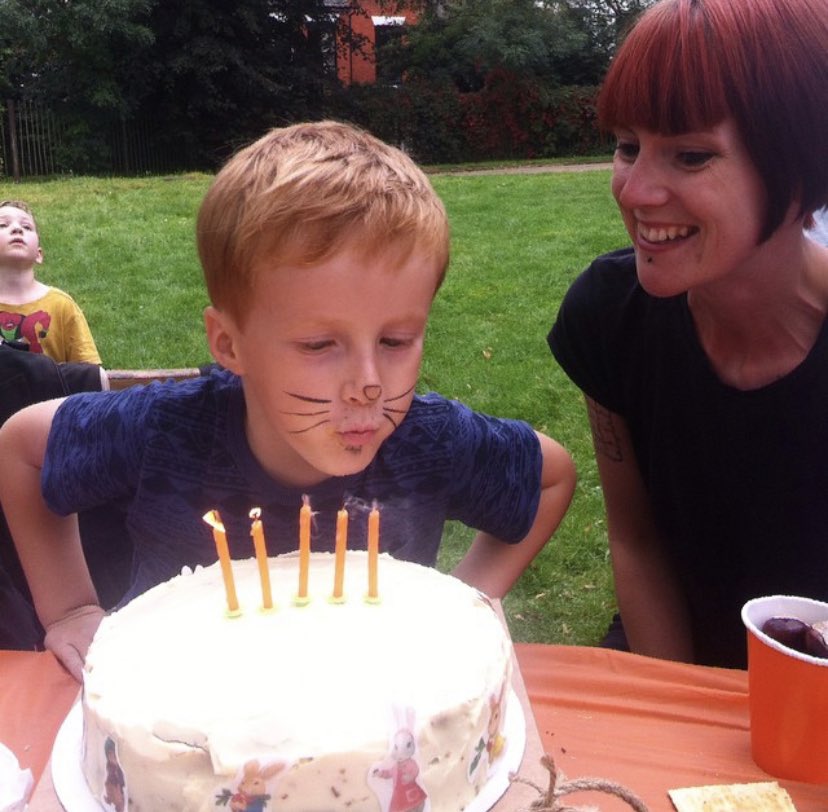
[197,120,450,326]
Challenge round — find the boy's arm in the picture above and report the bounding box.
[451,432,575,598]
[0,399,102,680]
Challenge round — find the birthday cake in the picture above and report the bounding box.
[80,551,515,811]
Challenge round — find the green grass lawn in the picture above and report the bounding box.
[0,167,629,646]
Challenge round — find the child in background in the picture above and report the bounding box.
[0,121,575,680]
[0,199,101,364]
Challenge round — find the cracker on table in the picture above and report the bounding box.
[669,781,797,811]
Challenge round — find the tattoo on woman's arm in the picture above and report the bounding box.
[587,400,623,462]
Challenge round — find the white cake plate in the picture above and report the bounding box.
[51,703,98,812]
[53,689,526,812]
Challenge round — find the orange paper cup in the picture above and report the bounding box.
[742,595,828,783]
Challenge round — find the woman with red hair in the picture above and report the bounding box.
[549,0,828,668]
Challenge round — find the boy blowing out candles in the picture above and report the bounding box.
[0,121,575,681]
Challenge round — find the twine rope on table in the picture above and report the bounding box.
[511,753,650,812]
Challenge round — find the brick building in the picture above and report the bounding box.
[322,0,418,85]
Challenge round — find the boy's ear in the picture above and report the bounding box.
[204,306,243,374]
[34,247,43,265]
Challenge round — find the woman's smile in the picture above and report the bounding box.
[637,222,696,246]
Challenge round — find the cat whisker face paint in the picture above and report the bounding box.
[281,384,416,435]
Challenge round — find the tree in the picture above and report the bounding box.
[574,0,653,38]
[0,0,155,172]
[0,1,47,100]
[128,0,370,166]
[0,0,154,109]
[391,0,591,91]
[563,0,655,72]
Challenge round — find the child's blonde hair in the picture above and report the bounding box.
[197,120,450,326]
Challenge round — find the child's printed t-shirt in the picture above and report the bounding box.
[0,287,100,364]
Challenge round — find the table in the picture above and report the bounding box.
[0,650,79,794]
[3,646,827,811]
[516,644,827,811]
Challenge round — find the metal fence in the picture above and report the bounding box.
[0,99,63,178]
[0,99,191,179]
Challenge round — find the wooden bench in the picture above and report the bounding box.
[105,367,202,390]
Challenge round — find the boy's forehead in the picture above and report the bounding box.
[0,205,35,222]
[256,238,444,286]
[250,245,441,302]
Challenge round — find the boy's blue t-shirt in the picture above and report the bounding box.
[42,368,542,603]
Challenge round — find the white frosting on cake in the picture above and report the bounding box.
[81,551,514,811]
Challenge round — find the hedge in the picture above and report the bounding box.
[339,72,610,164]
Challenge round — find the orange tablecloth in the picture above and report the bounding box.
[516,644,828,811]
[3,645,827,811]
[0,650,78,784]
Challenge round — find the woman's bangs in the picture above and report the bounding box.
[598,6,729,134]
